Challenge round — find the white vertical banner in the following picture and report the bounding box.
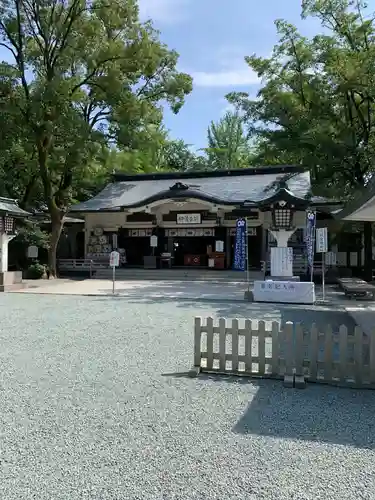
[316,227,328,253]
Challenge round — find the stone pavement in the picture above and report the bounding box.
[8,278,364,304]
[14,278,249,301]
[344,306,375,336]
[10,278,375,334]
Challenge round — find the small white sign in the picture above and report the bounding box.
[253,280,315,304]
[177,213,201,225]
[28,245,38,259]
[325,251,337,266]
[316,227,328,253]
[215,240,224,252]
[150,235,158,248]
[109,251,120,267]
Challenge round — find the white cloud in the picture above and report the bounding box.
[137,0,189,24]
[190,45,260,88]
[192,68,259,87]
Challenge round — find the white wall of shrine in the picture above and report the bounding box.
[83,201,267,234]
[81,200,312,261]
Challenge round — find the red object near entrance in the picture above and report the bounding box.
[184,254,201,266]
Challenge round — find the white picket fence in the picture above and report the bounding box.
[193,317,375,388]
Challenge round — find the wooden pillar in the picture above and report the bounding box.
[226,228,231,269]
[364,221,373,281]
[167,236,173,253]
[261,224,267,262]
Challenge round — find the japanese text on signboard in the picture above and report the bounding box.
[176,213,201,224]
[316,227,328,253]
[260,281,296,291]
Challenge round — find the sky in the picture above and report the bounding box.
[0,0,362,151]
[138,0,324,151]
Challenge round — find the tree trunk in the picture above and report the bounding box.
[36,138,65,278]
[48,208,64,278]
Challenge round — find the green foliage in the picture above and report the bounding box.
[227,0,375,195]
[0,0,192,273]
[8,220,49,271]
[13,221,50,250]
[27,262,46,280]
[204,111,255,170]
[158,139,209,171]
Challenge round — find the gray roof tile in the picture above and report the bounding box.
[0,197,30,216]
[71,168,312,212]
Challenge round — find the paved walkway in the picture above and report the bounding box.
[15,279,248,301]
[13,278,375,334]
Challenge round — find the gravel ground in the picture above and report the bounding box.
[1,293,375,500]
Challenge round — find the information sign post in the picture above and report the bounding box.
[316,227,328,301]
[109,251,120,294]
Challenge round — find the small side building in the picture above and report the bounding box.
[0,197,30,290]
[335,178,375,281]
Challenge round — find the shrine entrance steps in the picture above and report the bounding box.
[93,268,264,283]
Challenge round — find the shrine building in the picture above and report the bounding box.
[69,165,341,275]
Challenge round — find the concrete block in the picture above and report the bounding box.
[270,276,300,282]
[283,374,294,388]
[188,365,201,378]
[0,271,23,291]
[243,290,254,302]
[294,375,306,389]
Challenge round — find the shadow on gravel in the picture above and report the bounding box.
[163,373,375,449]
[94,295,356,333]
[233,378,375,449]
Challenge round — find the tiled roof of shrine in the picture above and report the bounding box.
[70,165,334,213]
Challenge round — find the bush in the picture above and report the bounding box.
[27,263,46,280]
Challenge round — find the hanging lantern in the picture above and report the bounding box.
[0,215,15,235]
[271,201,294,230]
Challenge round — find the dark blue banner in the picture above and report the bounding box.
[233,218,246,271]
[305,211,316,269]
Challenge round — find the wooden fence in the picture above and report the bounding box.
[192,317,375,389]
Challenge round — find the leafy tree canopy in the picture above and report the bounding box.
[0,0,192,273]
[227,0,375,195]
[204,110,255,170]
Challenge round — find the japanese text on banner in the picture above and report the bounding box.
[305,211,316,269]
[233,218,246,271]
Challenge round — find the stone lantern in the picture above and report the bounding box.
[258,179,309,279]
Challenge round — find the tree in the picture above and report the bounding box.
[0,64,42,207]
[227,0,375,195]
[204,111,254,169]
[0,0,192,275]
[159,139,208,171]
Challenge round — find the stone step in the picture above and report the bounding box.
[2,282,29,292]
[93,269,263,282]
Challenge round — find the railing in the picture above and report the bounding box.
[192,317,375,389]
[57,259,108,278]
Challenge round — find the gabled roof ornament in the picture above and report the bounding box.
[169,182,189,191]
